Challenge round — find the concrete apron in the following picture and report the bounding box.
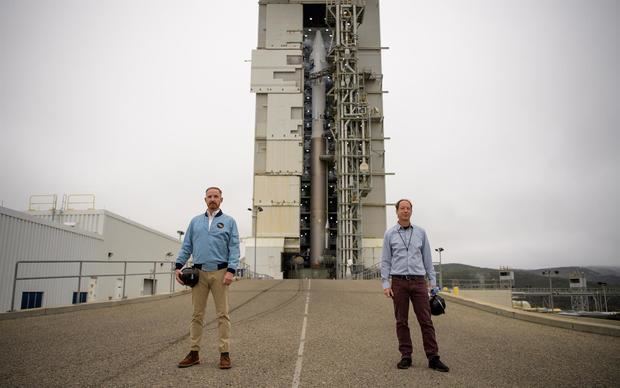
[441,292,620,337]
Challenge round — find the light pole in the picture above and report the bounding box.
[542,270,559,310]
[248,206,263,279]
[176,230,184,243]
[435,247,444,289]
[598,282,608,312]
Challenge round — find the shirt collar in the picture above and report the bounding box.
[397,223,412,230]
[205,209,222,218]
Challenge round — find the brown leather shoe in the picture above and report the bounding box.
[219,352,231,369]
[177,350,200,368]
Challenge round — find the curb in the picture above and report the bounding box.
[441,293,620,337]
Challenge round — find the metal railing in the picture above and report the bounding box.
[11,259,177,311]
[512,287,620,294]
[352,262,381,280]
[445,279,503,289]
[235,263,274,280]
[511,287,620,312]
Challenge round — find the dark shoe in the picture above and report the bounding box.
[178,350,200,368]
[429,356,449,372]
[397,357,412,369]
[219,352,231,369]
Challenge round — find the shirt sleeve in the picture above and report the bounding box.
[421,230,436,287]
[176,220,194,269]
[227,219,240,271]
[380,229,392,289]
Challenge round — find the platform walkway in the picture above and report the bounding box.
[1,279,619,387]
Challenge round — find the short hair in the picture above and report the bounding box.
[395,199,413,210]
[205,187,222,196]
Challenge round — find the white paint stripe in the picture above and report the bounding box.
[300,316,308,341]
[292,279,312,388]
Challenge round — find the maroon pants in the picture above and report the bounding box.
[391,277,439,359]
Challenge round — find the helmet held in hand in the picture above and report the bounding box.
[180,267,200,287]
[429,294,446,316]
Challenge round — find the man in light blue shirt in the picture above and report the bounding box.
[175,187,239,370]
[381,199,449,372]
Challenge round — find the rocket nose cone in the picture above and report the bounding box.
[312,30,326,72]
[314,29,323,42]
[312,30,325,52]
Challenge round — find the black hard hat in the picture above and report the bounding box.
[429,294,446,316]
[180,267,200,287]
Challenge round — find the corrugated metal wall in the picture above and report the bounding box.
[29,209,180,260]
[0,207,103,312]
[1,207,185,313]
[101,213,180,260]
[29,210,105,234]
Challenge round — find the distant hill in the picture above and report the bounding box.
[441,264,620,288]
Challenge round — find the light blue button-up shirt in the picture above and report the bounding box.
[381,223,436,289]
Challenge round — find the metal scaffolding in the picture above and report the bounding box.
[326,1,371,278]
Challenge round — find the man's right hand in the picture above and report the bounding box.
[175,269,184,285]
[383,288,393,298]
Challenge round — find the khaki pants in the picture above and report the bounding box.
[190,268,230,353]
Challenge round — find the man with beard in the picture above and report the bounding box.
[175,187,240,369]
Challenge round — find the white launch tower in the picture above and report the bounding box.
[249,0,387,279]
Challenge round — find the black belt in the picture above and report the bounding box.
[391,274,425,280]
[192,263,228,270]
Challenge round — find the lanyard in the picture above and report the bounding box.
[397,227,413,252]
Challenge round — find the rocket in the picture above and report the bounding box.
[310,30,327,268]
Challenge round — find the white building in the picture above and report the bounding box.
[0,206,182,312]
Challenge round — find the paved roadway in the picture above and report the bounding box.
[1,279,618,387]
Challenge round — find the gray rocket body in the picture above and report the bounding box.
[310,30,327,268]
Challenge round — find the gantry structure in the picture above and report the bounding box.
[250,0,387,279]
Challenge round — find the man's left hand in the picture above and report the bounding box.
[223,271,234,286]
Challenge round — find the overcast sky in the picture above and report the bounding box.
[1,0,618,269]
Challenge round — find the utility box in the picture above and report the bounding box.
[114,278,123,300]
[87,277,97,303]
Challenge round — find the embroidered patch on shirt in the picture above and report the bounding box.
[217,223,224,229]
